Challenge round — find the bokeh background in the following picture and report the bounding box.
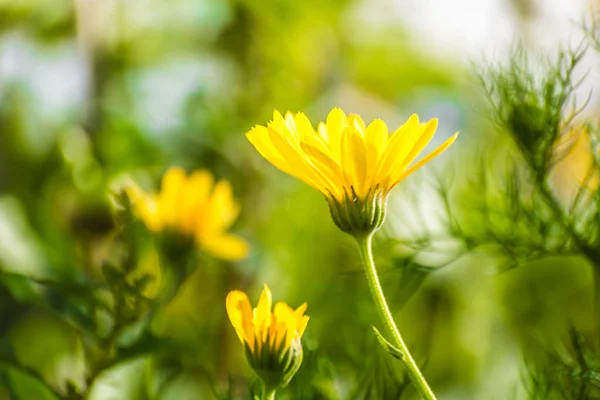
[1,0,599,399]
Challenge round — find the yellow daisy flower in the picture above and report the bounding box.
[246,108,458,235]
[126,167,249,261]
[226,284,308,391]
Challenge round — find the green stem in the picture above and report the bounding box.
[356,234,437,400]
[262,389,276,400]
[593,266,600,344]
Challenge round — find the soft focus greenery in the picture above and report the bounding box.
[1,1,600,399]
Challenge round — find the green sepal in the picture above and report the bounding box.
[244,331,304,394]
[327,186,387,236]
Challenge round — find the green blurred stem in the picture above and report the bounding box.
[356,234,437,400]
[594,267,600,340]
[262,389,276,400]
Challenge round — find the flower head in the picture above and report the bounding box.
[126,167,248,260]
[226,284,308,390]
[247,108,458,235]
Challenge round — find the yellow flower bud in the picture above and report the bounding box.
[226,284,309,394]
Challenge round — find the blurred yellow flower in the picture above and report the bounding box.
[226,284,309,353]
[552,124,598,204]
[247,108,458,234]
[126,167,248,261]
[226,284,308,392]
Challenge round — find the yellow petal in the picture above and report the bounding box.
[388,118,438,185]
[272,109,286,127]
[389,114,420,140]
[226,290,255,351]
[293,303,309,338]
[298,315,310,338]
[283,112,301,139]
[157,167,187,228]
[390,132,459,189]
[265,126,333,194]
[202,180,240,234]
[268,312,279,349]
[299,141,344,199]
[270,110,296,140]
[247,126,299,177]
[317,122,329,143]
[180,170,213,234]
[363,119,389,190]
[201,234,249,261]
[347,114,366,134]
[249,123,340,199]
[374,114,422,186]
[340,126,368,197]
[294,302,307,316]
[324,108,347,160]
[364,119,388,162]
[294,112,315,139]
[254,284,272,345]
[326,108,347,137]
[273,301,295,349]
[274,301,295,318]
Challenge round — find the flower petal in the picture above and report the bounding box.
[347,114,366,134]
[324,108,347,161]
[340,126,368,197]
[365,119,388,160]
[247,125,299,177]
[265,126,335,195]
[273,301,296,349]
[388,118,438,186]
[254,284,273,346]
[201,234,249,261]
[298,315,310,338]
[157,167,187,228]
[374,114,422,188]
[364,119,389,190]
[293,303,309,338]
[294,112,315,139]
[204,180,240,233]
[390,132,459,189]
[226,290,255,350]
[180,170,213,234]
[300,141,344,199]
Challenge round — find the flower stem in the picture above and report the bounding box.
[262,389,276,400]
[356,233,437,400]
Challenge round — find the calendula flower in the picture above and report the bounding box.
[226,284,308,395]
[126,167,248,261]
[246,108,458,235]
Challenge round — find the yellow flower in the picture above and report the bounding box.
[246,108,459,235]
[226,284,308,389]
[126,167,249,261]
[226,283,309,353]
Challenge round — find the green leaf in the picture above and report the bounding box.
[371,326,404,361]
[117,331,172,362]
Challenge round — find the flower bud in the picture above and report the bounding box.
[226,285,309,395]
